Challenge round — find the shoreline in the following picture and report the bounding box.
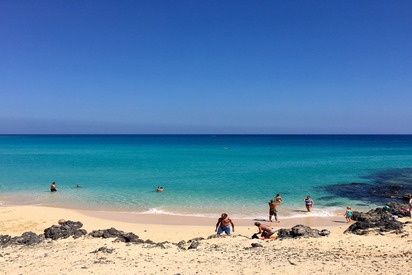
[1,204,350,243]
[0,193,354,220]
[1,203,411,274]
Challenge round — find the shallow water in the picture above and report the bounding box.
[1,135,411,219]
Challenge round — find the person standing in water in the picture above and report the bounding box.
[269,199,279,222]
[50,182,57,192]
[304,196,314,212]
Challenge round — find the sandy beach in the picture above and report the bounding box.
[1,205,411,275]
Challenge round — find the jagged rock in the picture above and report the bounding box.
[73,229,88,239]
[276,229,290,239]
[91,246,114,254]
[188,241,199,249]
[177,240,186,249]
[115,232,140,243]
[345,204,406,235]
[89,228,140,243]
[290,225,321,238]
[276,225,327,239]
[385,202,411,217]
[319,229,331,236]
[189,237,205,242]
[0,235,12,247]
[207,234,225,239]
[144,239,155,244]
[156,242,172,249]
[13,232,41,245]
[44,220,86,240]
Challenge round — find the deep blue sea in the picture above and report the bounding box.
[1,135,412,219]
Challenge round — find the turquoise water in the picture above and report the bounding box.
[1,135,412,219]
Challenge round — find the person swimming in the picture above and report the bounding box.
[50,182,57,192]
[156,186,164,192]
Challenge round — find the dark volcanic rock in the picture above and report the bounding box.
[188,241,199,249]
[345,204,406,235]
[207,234,225,239]
[16,232,41,245]
[44,220,86,240]
[0,235,12,247]
[91,246,115,254]
[177,240,186,249]
[251,243,263,248]
[1,232,41,247]
[115,232,140,243]
[276,225,328,240]
[323,168,412,204]
[89,228,140,243]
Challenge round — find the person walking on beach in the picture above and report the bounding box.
[215,213,235,235]
[344,207,353,223]
[254,222,277,239]
[50,182,57,192]
[304,196,314,212]
[274,194,283,205]
[269,199,279,222]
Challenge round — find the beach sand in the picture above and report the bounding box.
[1,205,411,274]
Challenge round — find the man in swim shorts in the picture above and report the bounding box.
[254,222,277,239]
[215,213,235,235]
[269,199,279,222]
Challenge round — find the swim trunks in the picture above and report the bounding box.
[269,209,277,216]
[217,226,231,235]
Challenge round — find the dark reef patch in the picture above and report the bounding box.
[323,168,412,204]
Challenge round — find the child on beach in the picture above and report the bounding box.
[344,207,353,223]
[274,194,283,205]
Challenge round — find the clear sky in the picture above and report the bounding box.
[1,0,411,134]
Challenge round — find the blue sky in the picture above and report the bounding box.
[1,0,411,134]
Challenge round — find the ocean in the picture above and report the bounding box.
[1,135,412,219]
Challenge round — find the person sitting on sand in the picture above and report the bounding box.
[344,206,353,223]
[304,196,314,212]
[254,222,277,239]
[274,194,283,205]
[269,199,279,223]
[156,186,164,192]
[215,213,235,235]
[50,182,57,192]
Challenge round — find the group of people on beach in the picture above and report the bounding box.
[213,193,384,239]
[215,193,316,239]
